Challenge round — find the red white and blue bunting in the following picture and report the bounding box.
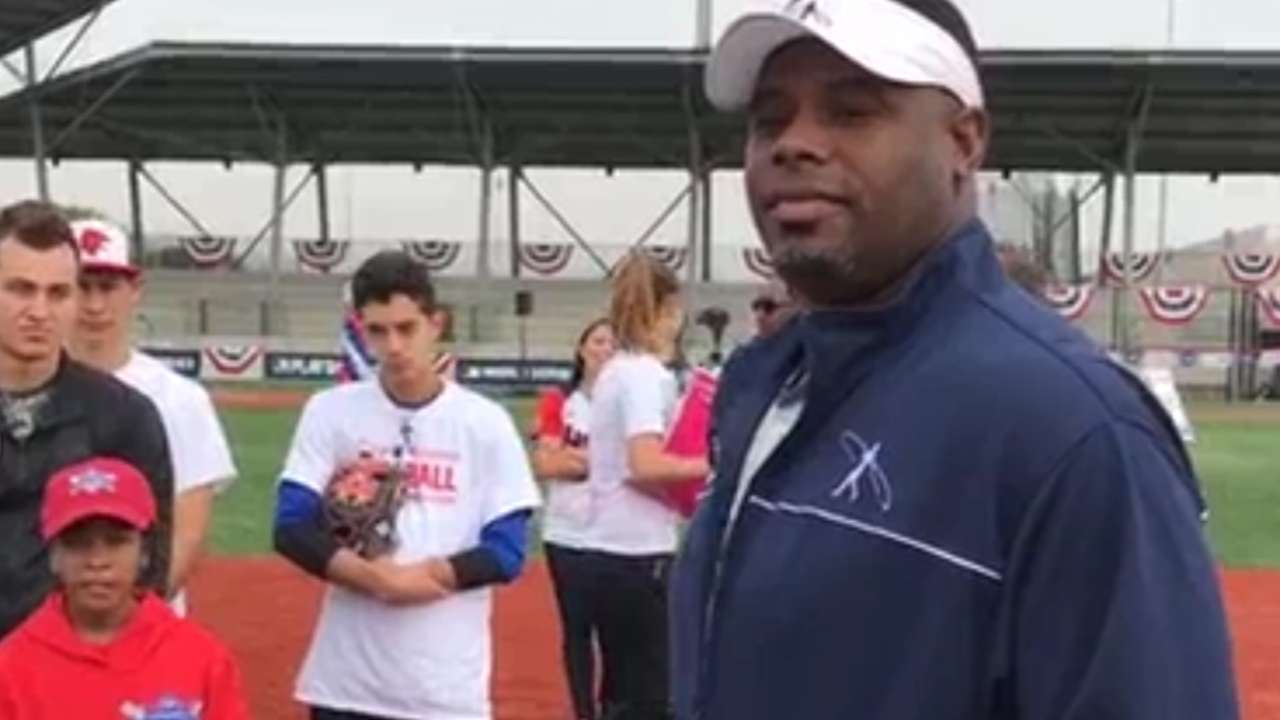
[644,246,688,273]
[1043,284,1096,320]
[293,239,349,273]
[519,243,574,276]
[1257,288,1280,326]
[742,247,775,280]
[1138,286,1211,326]
[1102,252,1159,285]
[1222,253,1280,288]
[201,344,264,381]
[179,235,236,268]
[401,240,462,273]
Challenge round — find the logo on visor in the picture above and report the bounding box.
[831,431,892,513]
[70,469,118,496]
[783,0,832,27]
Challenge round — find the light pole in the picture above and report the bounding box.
[1155,0,1176,276]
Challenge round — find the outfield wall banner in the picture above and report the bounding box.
[455,359,573,388]
[266,352,344,381]
[141,348,201,379]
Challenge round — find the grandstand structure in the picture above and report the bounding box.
[0,16,1278,392]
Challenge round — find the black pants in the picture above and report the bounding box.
[546,543,604,720]
[310,708,396,720]
[592,551,673,720]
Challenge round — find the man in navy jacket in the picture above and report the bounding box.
[670,1,1240,718]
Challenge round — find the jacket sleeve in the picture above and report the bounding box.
[203,645,250,720]
[114,390,176,595]
[1000,419,1239,719]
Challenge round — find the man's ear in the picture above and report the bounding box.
[950,107,990,185]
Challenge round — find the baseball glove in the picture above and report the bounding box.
[323,451,407,559]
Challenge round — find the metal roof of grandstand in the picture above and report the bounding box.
[2,41,1280,173]
[0,0,116,57]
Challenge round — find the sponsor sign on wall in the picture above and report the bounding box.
[141,348,201,379]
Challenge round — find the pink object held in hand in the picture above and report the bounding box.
[659,368,718,518]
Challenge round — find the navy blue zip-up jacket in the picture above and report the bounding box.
[670,220,1239,720]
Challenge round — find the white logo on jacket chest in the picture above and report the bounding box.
[830,431,892,512]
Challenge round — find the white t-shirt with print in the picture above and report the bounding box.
[116,350,237,617]
[281,380,540,720]
[581,352,681,556]
[540,389,593,549]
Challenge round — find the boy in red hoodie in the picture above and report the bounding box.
[0,457,248,720]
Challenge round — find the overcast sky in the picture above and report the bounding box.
[0,0,1277,266]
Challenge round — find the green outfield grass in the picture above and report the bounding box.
[208,397,1280,568]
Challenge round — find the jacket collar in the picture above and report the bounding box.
[716,219,998,496]
[22,591,175,670]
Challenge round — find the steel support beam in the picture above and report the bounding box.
[1047,173,1107,240]
[476,125,494,280]
[43,3,105,83]
[684,81,704,285]
[47,68,140,153]
[137,165,215,238]
[315,163,330,244]
[696,0,713,48]
[1118,86,1153,359]
[631,182,694,252]
[518,173,611,275]
[268,122,289,334]
[1,58,24,85]
[1036,122,1121,175]
[233,167,316,267]
[508,166,521,278]
[1100,171,1117,350]
[25,44,48,201]
[127,160,144,262]
[700,170,713,282]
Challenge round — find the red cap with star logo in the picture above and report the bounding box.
[70,218,139,277]
[41,457,157,541]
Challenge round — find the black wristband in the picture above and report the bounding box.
[448,548,506,591]
[274,517,340,580]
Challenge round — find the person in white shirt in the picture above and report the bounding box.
[580,253,710,720]
[66,217,237,616]
[273,250,541,720]
[530,318,616,720]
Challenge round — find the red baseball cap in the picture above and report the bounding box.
[70,218,140,277]
[41,458,157,541]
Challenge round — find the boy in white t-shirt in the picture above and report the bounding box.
[67,217,237,616]
[273,250,540,720]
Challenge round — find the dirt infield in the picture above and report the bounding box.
[212,388,312,411]
[188,557,1279,720]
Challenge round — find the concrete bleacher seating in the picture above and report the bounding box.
[138,270,768,359]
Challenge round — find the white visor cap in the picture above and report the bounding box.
[706,0,984,112]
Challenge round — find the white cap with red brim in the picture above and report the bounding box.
[705,0,984,112]
[70,218,139,276]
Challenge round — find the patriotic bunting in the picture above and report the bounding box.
[201,344,264,381]
[293,239,349,273]
[644,246,688,273]
[1222,254,1280,287]
[179,235,236,267]
[1102,252,1159,285]
[1138,286,1211,326]
[401,240,462,273]
[519,243,574,276]
[742,247,775,279]
[1043,284,1096,320]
